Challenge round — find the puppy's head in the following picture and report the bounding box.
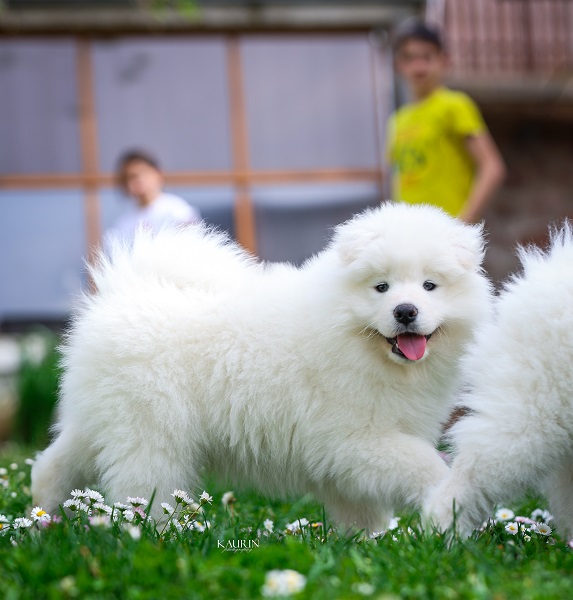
[330,202,491,365]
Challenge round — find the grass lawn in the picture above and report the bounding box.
[1,446,572,600]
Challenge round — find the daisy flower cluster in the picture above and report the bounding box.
[158,489,213,536]
[369,517,416,542]
[283,517,326,541]
[1,504,51,537]
[1,459,571,557]
[488,507,555,542]
[0,481,215,544]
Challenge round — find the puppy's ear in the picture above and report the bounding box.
[451,221,486,272]
[332,212,379,265]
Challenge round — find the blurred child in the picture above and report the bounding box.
[387,20,506,222]
[107,149,201,245]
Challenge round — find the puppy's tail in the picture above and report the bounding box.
[514,219,573,284]
[90,224,257,295]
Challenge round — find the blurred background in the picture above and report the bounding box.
[0,0,572,443]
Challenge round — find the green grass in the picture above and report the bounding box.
[12,329,61,447]
[1,449,573,600]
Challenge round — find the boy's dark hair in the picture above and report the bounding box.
[116,149,161,187]
[392,19,444,53]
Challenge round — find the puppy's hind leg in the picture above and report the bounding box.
[544,461,573,540]
[97,440,200,518]
[324,493,393,537]
[32,430,96,514]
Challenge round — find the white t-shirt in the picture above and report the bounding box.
[106,192,201,247]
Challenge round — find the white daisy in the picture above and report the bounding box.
[263,518,274,533]
[123,510,135,523]
[64,499,91,515]
[192,520,210,532]
[113,502,130,511]
[0,467,7,476]
[353,582,376,596]
[24,458,35,466]
[369,531,384,540]
[170,520,183,533]
[161,502,175,516]
[123,524,141,540]
[70,489,87,500]
[495,508,515,521]
[0,514,10,534]
[13,517,33,529]
[531,509,554,523]
[9,463,18,471]
[261,569,306,597]
[533,523,552,536]
[172,490,191,505]
[505,522,519,535]
[59,576,76,594]
[30,507,51,523]
[200,491,213,504]
[77,502,92,514]
[89,515,111,528]
[285,518,309,534]
[85,489,105,504]
[221,491,235,507]
[92,503,113,515]
[127,497,148,508]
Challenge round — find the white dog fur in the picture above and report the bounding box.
[32,202,491,533]
[424,224,573,538]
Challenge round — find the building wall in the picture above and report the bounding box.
[481,112,573,285]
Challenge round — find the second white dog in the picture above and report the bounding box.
[32,203,491,533]
[425,224,573,538]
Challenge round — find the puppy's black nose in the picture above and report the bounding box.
[393,303,418,325]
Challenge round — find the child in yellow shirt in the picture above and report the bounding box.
[387,21,506,222]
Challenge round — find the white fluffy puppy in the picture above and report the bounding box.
[424,224,573,538]
[32,202,490,533]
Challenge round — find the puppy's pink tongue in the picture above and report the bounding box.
[397,333,427,360]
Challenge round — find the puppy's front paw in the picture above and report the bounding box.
[422,480,456,533]
[423,474,482,537]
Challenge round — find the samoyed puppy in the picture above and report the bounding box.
[424,224,573,538]
[32,202,491,533]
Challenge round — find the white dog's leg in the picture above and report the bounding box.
[326,432,448,533]
[423,413,570,535]
[323,492,393,535]
[96,442,199,516]
[544,461,573,540]
[422,467,484,536]
[31,431,95,514]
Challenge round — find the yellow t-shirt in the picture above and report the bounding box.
[386,87,486,217]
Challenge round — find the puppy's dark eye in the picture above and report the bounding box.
[423,281,437,291]
[375,283,389,293]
